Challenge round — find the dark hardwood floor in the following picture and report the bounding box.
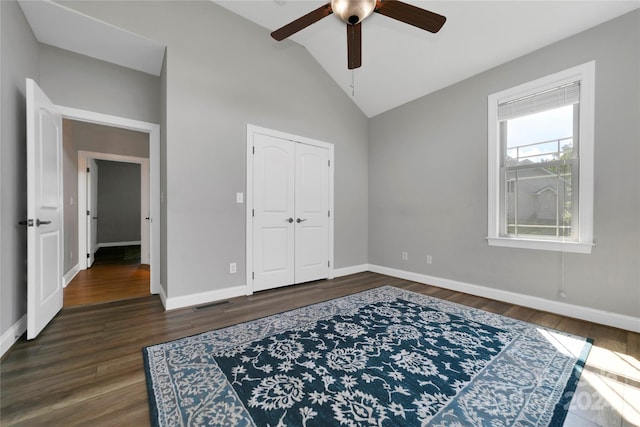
[1,272,638,426]
[64,245,150,308]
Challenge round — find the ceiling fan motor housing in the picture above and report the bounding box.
[331,0,377,25]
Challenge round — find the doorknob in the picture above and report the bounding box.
[36,219,51,227]
[296,218,307,223]
[92,217,98,220]
[286,218,294,223]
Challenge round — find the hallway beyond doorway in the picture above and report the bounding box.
[64,245,150,307]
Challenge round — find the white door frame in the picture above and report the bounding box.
[78,151,150,266]
[57,105,161,296]
[246,124,334,295]
[86,158,98,268]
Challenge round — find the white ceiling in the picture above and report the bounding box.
[19,1,640,117]
[18,0,165,76]
[216,1,640,117]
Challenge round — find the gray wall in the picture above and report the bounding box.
[60,1,370,299]
[71,120,150,158]
[96,161,141,244]
[62,119,77,273]
[369,10,640,317]
[62,119,149,273]
[160,53,168,295]
[0,0,39,337]
[39,44,161,124]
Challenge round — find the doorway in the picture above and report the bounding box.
[78,152,150,269]
[58,107,161,301]
[65,155,150,307]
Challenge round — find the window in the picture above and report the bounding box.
[487,62,595,253]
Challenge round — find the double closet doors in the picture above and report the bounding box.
[252,132,331,292]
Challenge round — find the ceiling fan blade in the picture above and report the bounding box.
[271,3,333,41]
[347,23,362,70]
[375,0,446,33]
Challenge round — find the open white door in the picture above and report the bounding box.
[26,78,64,340]
[86,158,98,267]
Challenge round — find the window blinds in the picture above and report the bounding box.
[498,82,580,121]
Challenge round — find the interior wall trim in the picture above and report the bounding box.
[368,264,640,333]
[333,264,369,277]
[63,262,81,288]
[163,285,247,311]
[1,315,27,358]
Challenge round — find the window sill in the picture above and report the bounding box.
[486,237,594,254]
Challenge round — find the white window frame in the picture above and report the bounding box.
[487,61,595,254]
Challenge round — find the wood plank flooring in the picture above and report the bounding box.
[1,272,638,426]
[64,246,150,307]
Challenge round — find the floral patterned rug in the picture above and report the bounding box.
[143,286,592,426]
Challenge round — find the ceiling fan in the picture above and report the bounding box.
[271,0,446,70]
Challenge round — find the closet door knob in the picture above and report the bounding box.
[286,218,294,223]
[296,218,307,223]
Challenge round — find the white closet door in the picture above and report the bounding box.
[252,134,295,292]
[294,143,329,283]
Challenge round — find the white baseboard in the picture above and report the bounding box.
[164,285,247,311]
[1,315,27,358]
[96,241,141,249]
[333,264,369,278]
[368,264,640,333]
[157,284,168,309]
[63,263,81,288]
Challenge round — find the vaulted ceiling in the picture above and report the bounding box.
[216,1,640,117]
[19,1,640,117]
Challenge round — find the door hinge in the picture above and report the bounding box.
[252,209,255,217]
[328,210,330,217]
[252,272,255,280]
[87,210,90,216]
[86,253,90,259]
[328,261,330,267]
[87,167,90,173]
[328,160,331,167]
[252,146,255,155]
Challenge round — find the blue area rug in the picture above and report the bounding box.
[143,286,592,426]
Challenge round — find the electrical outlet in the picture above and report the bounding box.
[236,192,244,203]
[426,255,432,265]
[229,262,237,274]
[402,252,408,261]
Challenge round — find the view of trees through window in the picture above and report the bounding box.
[502,105,576,238]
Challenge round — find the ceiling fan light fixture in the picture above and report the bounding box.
[331,0,376,25]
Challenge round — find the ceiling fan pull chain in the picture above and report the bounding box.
[351,70,355,97]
